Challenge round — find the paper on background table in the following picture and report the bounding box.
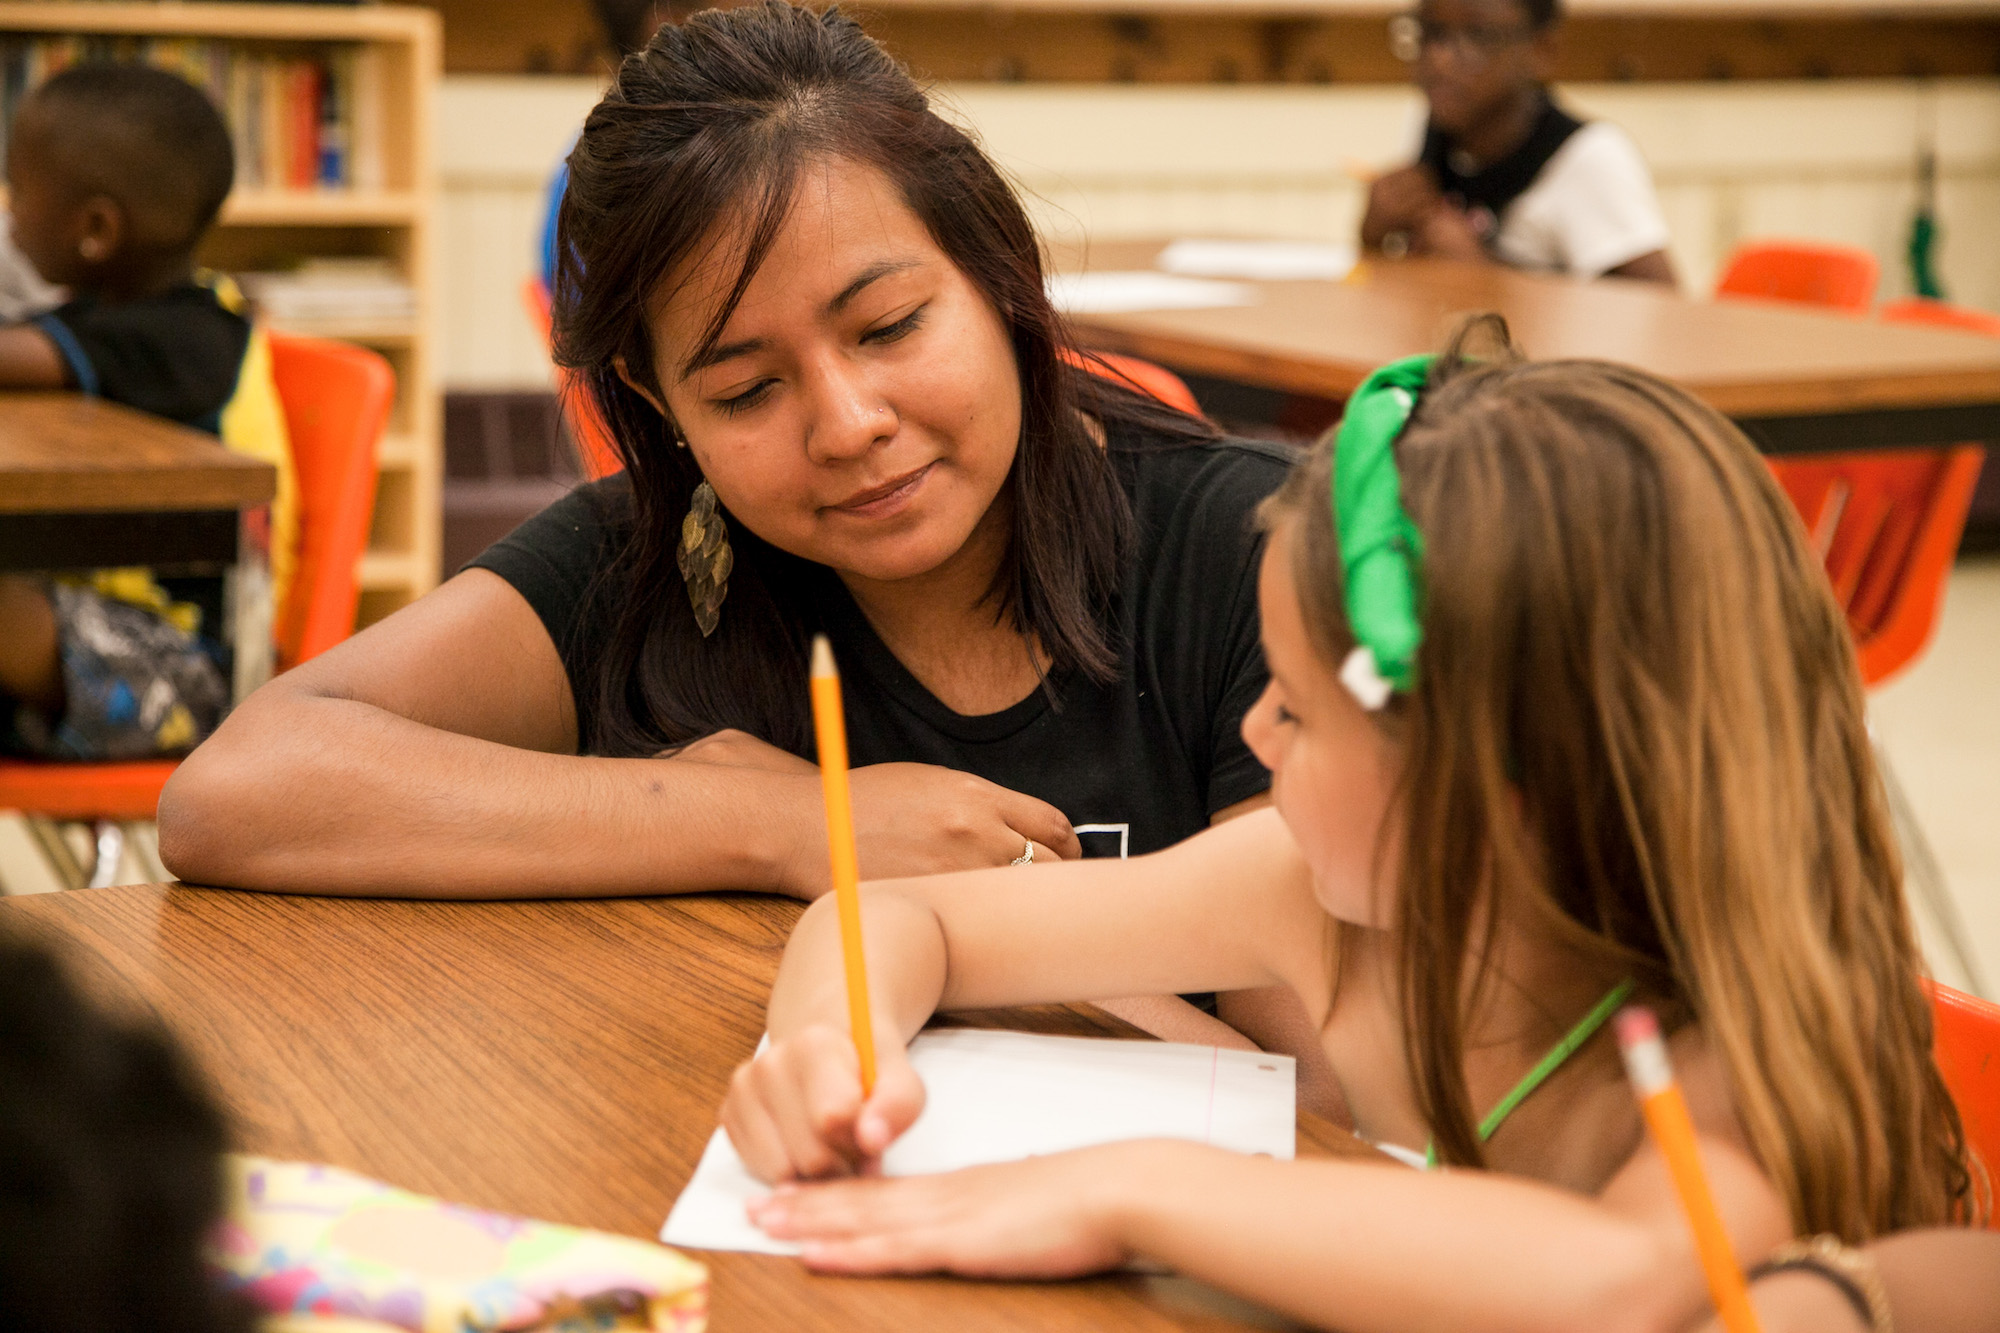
[1045,270,1255,315]
[1155,237,1357,283]
[661,1028,1296,1256]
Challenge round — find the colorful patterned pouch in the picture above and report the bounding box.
[210,1157,706,1333]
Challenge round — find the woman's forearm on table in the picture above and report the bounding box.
[1104,1144,1700,1333]
[157,688,816,898]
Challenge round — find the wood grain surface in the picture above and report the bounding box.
[0,394,276,514]
[1,885,1378,1331]
[1057,240,2000,418]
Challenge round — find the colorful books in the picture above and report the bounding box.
[0,35,379,193]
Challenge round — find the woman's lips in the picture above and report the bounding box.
[828,462,934,519]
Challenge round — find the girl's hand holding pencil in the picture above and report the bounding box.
[723,635,927,1184]
[722,1022,926,1182]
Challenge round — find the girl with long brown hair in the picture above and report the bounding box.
[721,325,1974,1331]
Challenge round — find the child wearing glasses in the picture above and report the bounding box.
[1360,0,1676,285]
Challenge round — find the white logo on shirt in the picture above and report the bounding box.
[1072,823,1131,859]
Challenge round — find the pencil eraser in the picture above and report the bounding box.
[1613,1006,1659,1049]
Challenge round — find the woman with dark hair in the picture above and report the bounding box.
[160,1,1302,1045]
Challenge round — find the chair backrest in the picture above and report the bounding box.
[1716,241,1879,315]
[267,332,394,668]
[1929,981,2000,1226]
[1768,446,1985,686]
[521,277,623,480]
[1063,348,1204,417]
[1880,297,2000,339]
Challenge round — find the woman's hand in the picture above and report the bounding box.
[722,1023,927,1182]
[666,732,1080,898]
[774,761,1081,899]
[746,1145,1140,1279]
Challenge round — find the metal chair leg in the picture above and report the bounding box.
[87,819,124,890]
[1877,739,1990,998]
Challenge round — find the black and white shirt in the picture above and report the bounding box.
[472,428,1294,858]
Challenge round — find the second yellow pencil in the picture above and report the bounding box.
[1616,1005,1762,1333]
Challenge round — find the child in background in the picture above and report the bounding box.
[721,323,1973,1331]
[0,927,257,1333]
[0,62,293,760]
[1360,0,1675,285]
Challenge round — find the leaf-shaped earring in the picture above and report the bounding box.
[677,479,733,636]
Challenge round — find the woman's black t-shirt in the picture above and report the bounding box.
[469,431,1296,859]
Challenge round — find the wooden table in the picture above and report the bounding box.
[1,885,1376,1331]
[1058,240,2000,455]
[0,393,278,697]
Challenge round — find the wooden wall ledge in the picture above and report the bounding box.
[426,0,2000,81]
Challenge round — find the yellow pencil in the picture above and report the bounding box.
[1615,1006,1762,1333]
[809,634,878,1097]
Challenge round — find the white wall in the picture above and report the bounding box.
[439,74,2000,390]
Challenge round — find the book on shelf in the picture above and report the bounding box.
[237,257,415,327]
[0,33,384,195]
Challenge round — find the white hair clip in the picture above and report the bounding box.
[1339,645,1394,712]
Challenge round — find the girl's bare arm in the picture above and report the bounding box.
[769,806,1330,1029]
[727,809,1332,1180]
[762,1121,1789,1333]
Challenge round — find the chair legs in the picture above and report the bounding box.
[86,821,124,890]
[0,815,166,894]
[1876,738,1991,998]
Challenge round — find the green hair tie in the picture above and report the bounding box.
[1331,354,1432,709]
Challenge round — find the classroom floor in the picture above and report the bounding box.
[1873,555,2000,999]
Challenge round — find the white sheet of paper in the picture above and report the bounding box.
[661,1028,1296,1255]
[1155,237,1357,282]
[1045,270,1255,314]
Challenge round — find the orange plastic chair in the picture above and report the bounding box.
[1880,297,2000,339]
[1715,241,1880,315]
[1064,347,1204,417]
[0,334,393,826]
[1928,981,2000,1224]
[1768,446,1985,687]
[269,333,396,669]
[522,277,622,481]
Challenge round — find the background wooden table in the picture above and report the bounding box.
[0,393,279,695]
[2,885,1375,1331]
[0,393,276,518]
[1058,240,2000,456]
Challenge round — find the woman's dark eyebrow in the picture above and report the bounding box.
[678,258,923,383]
[827,258,921,314]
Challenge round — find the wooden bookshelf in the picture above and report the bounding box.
[0,2,441,630]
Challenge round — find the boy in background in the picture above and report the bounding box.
[0,63,293,761]
[1360,0,1676,284]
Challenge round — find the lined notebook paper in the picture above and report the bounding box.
[662,1028,1296,1255]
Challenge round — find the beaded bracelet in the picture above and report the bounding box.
[1748,1234,1893,1333]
